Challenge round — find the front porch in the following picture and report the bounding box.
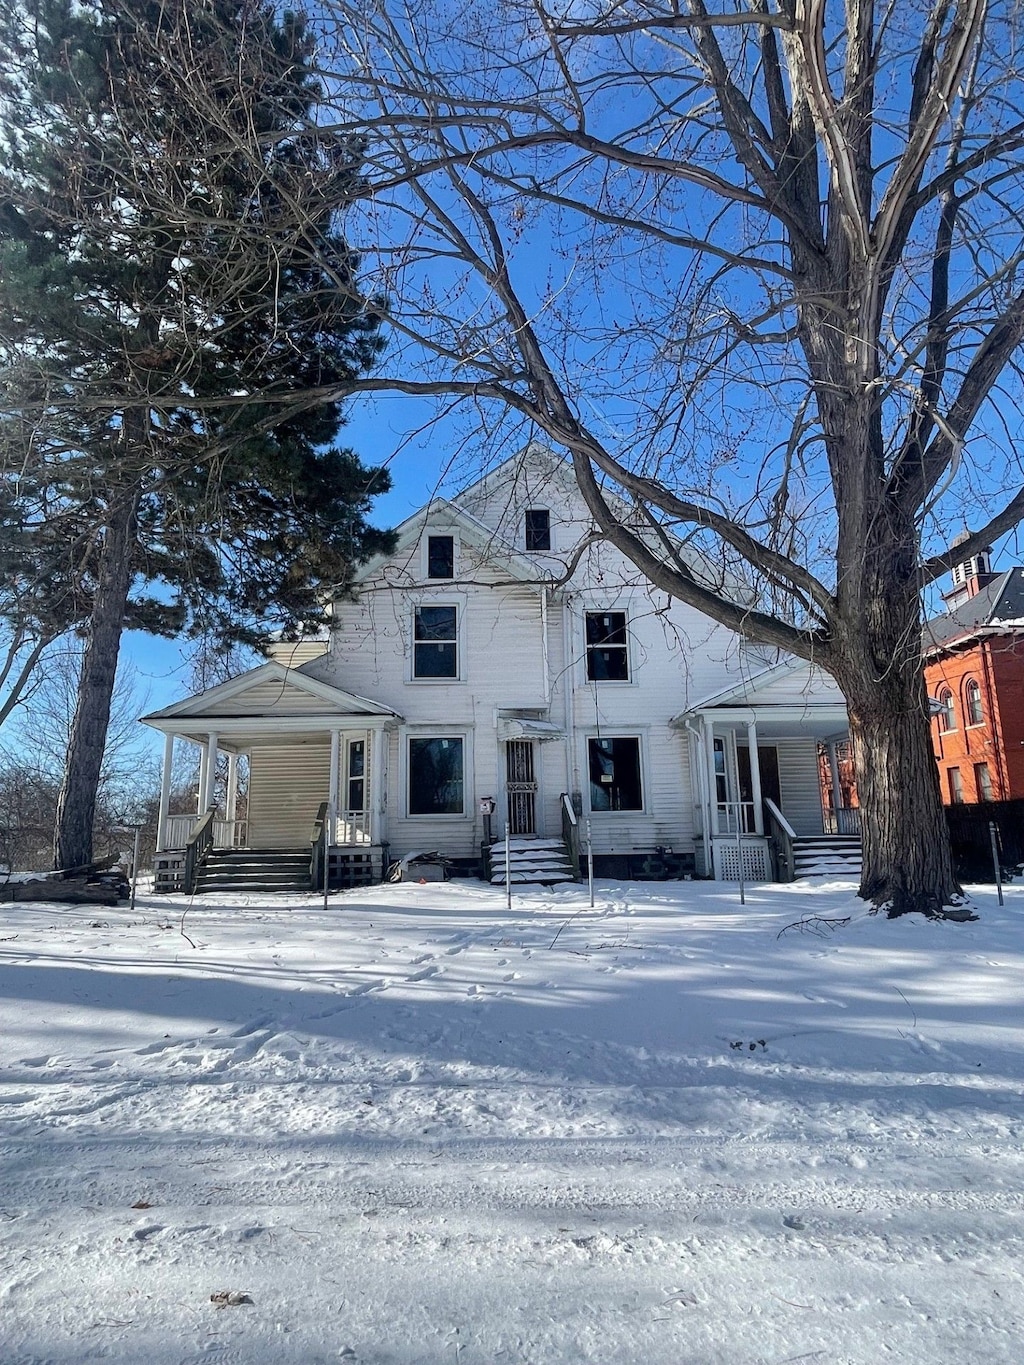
[675,660,859,882]
[142,663,402,894]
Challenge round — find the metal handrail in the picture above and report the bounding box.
[183,808,216,895]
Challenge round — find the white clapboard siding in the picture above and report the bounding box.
[248,744,331,848]
[202,678,329,716]
[776,740,826,836]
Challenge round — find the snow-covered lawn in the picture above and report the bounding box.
[1,877,1022,1364]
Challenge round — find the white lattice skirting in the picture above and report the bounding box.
[712,837,773,882]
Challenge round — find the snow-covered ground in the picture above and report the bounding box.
[1,876,1022,1364]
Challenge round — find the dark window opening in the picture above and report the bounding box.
[409,737,464,815]
[347,740,365,812]
[427,534,454,579]
[525,508,551,551]
[588,737,643,811]
[414,605,457,678]
[585,611,629,681]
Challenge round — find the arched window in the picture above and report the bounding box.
[964,678,984,727]
[937,688,956,733]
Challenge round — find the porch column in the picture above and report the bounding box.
[328,728,341,846]
[203,731,219,811]
[196,740,207,815]
[746,719,764,835]
[157,732,174,852]
[225,752,239,834]
[704,718,720,836]
[828,740,843,819]
[370,727,385,845]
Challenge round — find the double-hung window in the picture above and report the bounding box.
[965,679,984,726]
[585,611,629,681]
[413,605,458,678]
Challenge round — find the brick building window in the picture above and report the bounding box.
[936,688,956,733]
[948,767,964,803]
[974,762,994,802]
[964,678,984,727]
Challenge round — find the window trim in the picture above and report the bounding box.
[403,731,471,820]
[585,732,646,814]
[584,608,632,684]
[411,600,461,682]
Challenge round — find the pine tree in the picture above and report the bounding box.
[0,0,394,868]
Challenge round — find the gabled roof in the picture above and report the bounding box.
[141,661,398,725]
[354,495,542,585]
[924,568,1024,654]
[673,656,846,724]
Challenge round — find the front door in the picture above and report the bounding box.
[737,744,781,831]
[505,740,537,836]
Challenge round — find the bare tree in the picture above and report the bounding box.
[308,0,1024,914]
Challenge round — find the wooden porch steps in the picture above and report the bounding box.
[195,848,311,894]
[490,837,576,885]
[792,835,862,880]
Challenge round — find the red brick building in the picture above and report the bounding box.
[924,552,1024,805]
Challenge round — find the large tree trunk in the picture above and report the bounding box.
[833,566,960,917]
[53,493,137,870]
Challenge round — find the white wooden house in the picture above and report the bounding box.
[142,447,858,891]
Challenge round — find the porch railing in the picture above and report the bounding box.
[715,801,757,835]
[183,809,216,895]
[164,813,246,851]
[823,806,861,836]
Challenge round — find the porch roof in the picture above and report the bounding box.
[672,658,849,740]
[140,661,402,751]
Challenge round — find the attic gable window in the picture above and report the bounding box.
[525,508,551,551]
[585,611,629,681]
[427,534,454,579]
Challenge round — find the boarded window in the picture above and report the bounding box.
[414,605,457,678]
[585,611,629,681]
[409,737,464,815]
[588,737,643,811]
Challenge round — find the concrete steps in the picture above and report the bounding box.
[195,848,311,894]
[792,835,862,880]
[490,837,576,885]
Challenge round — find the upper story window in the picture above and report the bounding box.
[965,678,984,726]
[585,611,629,681]
[525,508,551,551]
[936,687,956,733]
[413,605,458,678]
[427,534,455,579]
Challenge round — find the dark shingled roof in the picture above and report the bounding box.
[924,568,1024,653]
